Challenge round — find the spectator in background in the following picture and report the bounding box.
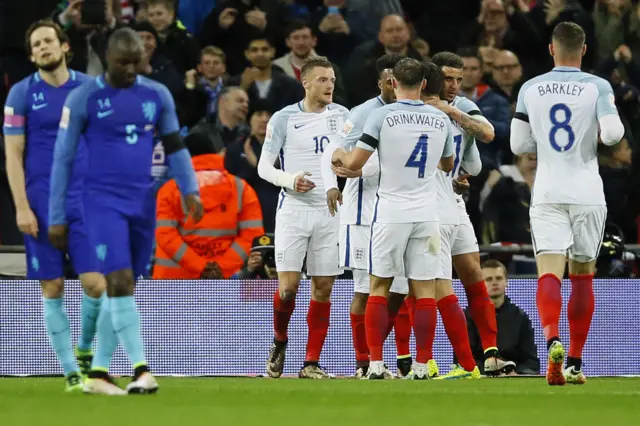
[132,21,184,100]
[273,20,347,105]
[189,86,250,150]
[529,0,596,72]
[599,136,636,242]
[481,153,537,244]
[490,50,523,106]
[464,260,540,375]
[228,37,304,113]
[231,234,278,279]
[199,0,292,75]
[154,132,264,279]
[346,0,404,40]
[459,0,541,77]
[52,0,123,75]
[458,47,512,163]
[146,0,200,75]
[225,102,280,233]
[346,14,421,106]
[311,0,368,73]
[183,46,228,128]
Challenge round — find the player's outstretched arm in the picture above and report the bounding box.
[3,82,38,237]
[49,90,89,227]
[428,97,495,143]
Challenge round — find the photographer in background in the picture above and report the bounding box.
[231,234,277,279]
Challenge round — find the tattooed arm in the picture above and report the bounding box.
[443,106,495,143]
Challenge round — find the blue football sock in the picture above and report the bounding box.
[110,296,147,368]
[42,297,78,376]
[77,293,101,352]
[91,294,119,371]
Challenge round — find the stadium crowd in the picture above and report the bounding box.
[1,0,639,276]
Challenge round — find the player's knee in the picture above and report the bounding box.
[350,292,368,314]
[311,276,334,302]
[387,292,406,315]
[40,279,64,298]
[79,272,106,298]
[435,279,454,301]
[453,253,483,285]
[568,258,596,275]
[106,269,135,297]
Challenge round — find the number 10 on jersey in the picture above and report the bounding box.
[314,136,329,154]
[405,134,429,178]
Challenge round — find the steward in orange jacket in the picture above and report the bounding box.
[154,147,264,279]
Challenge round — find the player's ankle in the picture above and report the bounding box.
[566,356,582,371]
[303,361,319,368]
[483,348,499,360]
[546,337,561,351]
[133,364,150,380]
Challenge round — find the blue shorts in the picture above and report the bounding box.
[84,195,155,277]
[25,192,97,280]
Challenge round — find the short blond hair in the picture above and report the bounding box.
[201,45,226,64]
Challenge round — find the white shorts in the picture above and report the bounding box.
[275,208,343,276]
[343,225,409,294]
[340,224,369,270]
[438,224,458,280]
[451,210,479,256]
[352,270,410,294]
[530,204,606,262]
[370,221,440,280]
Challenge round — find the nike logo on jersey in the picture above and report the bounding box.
[97,110,114,119]
[294,123,306,129]
[31,103,48,111]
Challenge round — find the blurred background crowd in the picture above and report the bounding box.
[1,0,639,277]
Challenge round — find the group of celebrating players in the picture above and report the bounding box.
[259,21,623,384]
[2,16,623,394]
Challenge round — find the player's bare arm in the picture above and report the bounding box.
[439,154,454,173]
[427,98,495,143]
[4,134,38,237]
[334,146,373,171]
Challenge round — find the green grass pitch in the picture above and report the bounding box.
[1,377,639,425]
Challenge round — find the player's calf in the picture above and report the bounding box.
[303,276,334,372]
[350,291,370,374]
[76,272,107,376]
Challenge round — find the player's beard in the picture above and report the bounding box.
[36,54,65,73]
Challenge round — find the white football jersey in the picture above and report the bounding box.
[339,96,386,225]
[516,66,619,206]
[356,99,454,224]
[263,101,349,210]
[436,96,484,225]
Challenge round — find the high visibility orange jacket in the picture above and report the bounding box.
[153,154,264,279]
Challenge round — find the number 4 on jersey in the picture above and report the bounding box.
[405,134,429,178]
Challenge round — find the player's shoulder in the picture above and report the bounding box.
[351,96,385,116]
[136,75,171,96]
[8,73,39,96]
[452,96,480,114]
[518,72,553,94]
[70,70,94,85]
[271,103,301,123]
[576,72,613,93]
[327,102,349,115]
[66,76,102,105]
